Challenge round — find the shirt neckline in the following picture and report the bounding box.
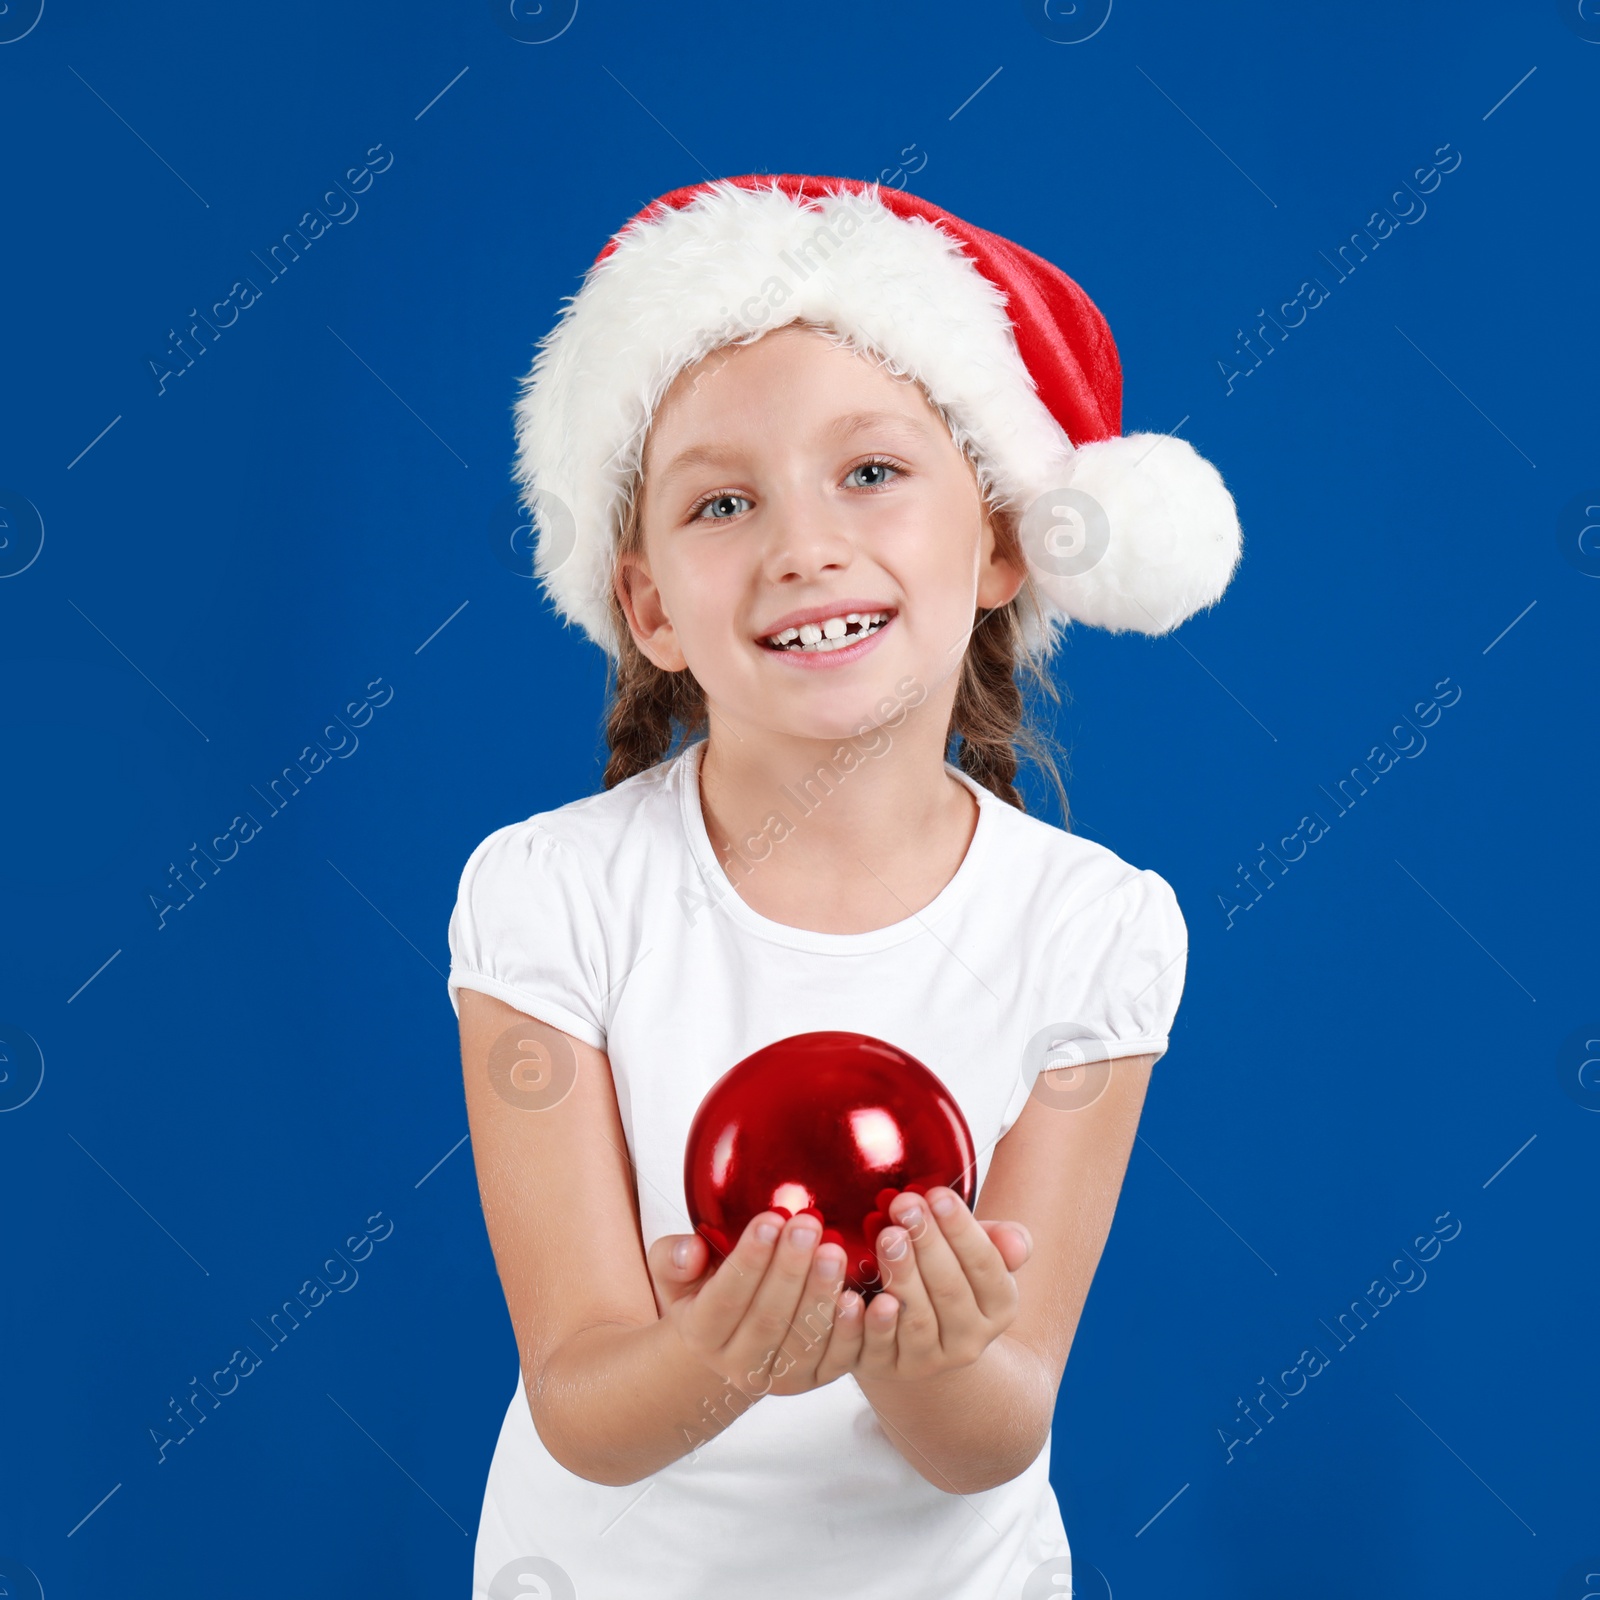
[675,736,995,954]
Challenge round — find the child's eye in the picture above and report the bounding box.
[691,491,752,522]
[845,458,903,489]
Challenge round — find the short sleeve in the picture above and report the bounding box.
[445,822,609,1050]
[1075,870,1190,1056]
[1030,867,1189,1071]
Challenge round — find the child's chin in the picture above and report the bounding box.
[770,685,915,742]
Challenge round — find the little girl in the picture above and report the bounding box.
[447,174,1241,1599]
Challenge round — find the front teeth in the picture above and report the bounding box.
[765,611,890,653]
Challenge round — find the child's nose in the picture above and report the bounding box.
[760,491,856,576]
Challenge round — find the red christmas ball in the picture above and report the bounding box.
[683,1031,977,1300]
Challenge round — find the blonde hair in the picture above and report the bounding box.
[597,321,1072,822]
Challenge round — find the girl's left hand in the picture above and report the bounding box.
[843,1187,1032,1383]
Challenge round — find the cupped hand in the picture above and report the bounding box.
[852,1187,1032,1382]
[646,1210,866,1401]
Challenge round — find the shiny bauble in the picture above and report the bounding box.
[683,1031,976,1300]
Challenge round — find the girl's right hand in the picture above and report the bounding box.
[647,1211,867,1400]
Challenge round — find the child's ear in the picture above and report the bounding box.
[976,504,1027,612]
[614,551,688,672]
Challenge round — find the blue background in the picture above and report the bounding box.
[2,1,1595,1595]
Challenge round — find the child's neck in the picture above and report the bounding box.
[695,728,979,936]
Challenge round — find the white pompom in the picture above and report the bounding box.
[1022,433,1244,637]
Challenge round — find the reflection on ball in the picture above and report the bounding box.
[683,1031,976,1299]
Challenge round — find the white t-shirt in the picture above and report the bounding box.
[446,737,1187,1600]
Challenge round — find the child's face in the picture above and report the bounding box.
[618,324,1024,746]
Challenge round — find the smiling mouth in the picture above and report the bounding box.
[759,610,895,654]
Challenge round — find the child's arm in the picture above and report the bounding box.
[458,989,858,1487]
[852,1052,1158,1495]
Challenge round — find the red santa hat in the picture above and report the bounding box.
[513,173,1243,659]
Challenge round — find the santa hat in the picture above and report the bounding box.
[512,173,1242,660]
